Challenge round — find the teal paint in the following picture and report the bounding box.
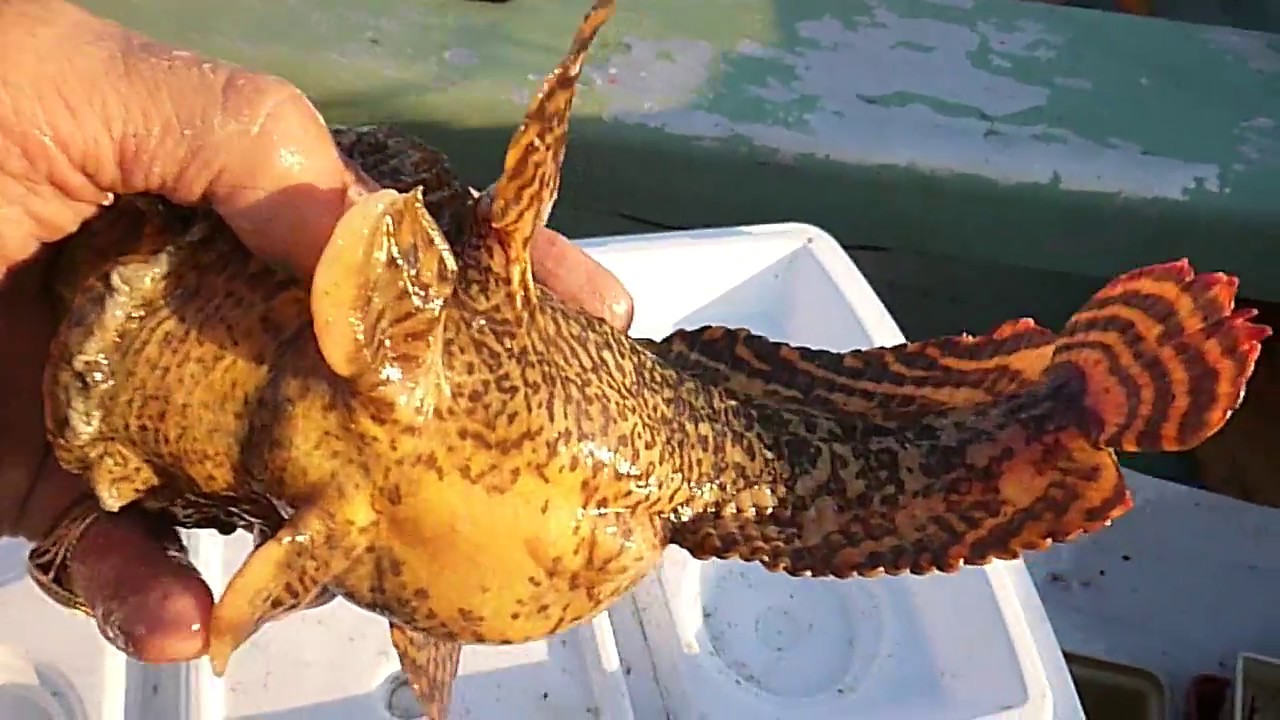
[72,0,1280,309]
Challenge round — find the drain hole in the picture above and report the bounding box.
[382,671,424,720]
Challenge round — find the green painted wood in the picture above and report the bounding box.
[81,0,1280,306]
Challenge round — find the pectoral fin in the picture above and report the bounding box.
[311,187,457,420]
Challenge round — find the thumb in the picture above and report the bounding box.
[67,504,214,663]
[27,461,213,664]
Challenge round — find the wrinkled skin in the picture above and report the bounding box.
[0,0,631,664]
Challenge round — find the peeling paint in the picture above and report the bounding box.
[444,47,479,66]
[86,0,1280,212]
[1053,77,1092,90]
[1204,26,1280,74]
[590,39,720,116]
[1234,116,1278,170]
[598,1,1222,199]
[974,19,1059,60]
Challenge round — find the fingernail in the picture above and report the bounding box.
[604,292,635,332]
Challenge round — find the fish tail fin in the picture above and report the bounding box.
[1047,259,1270,452]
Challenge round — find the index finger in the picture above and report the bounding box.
[531,227,634,332]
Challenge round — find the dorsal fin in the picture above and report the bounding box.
[478,0,615,302]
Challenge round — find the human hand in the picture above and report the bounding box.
[0,0,632,664]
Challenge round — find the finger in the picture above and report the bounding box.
[66,504,213,663]
[27,460,214,664]
[112,61,369,280]
[18,4,368,280]
[531,227,634,332]
[189,75,377,279]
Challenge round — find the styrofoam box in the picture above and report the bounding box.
[0,222,1085,719]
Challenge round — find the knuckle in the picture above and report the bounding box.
[214,69,330,184]
[221,70,320,142]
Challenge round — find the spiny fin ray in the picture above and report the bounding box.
[389,624,463,720]
[482,0,615,286]
[643,315,1057,419]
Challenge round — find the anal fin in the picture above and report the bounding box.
[389,624,463,720]
[671,398,1134,579]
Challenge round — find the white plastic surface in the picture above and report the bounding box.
[0,643,73,720]
[0,222,1083,719]
[579,223,1084,720]
[0,538,121,720]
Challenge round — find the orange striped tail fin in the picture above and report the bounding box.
[1048,259,1271,453]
